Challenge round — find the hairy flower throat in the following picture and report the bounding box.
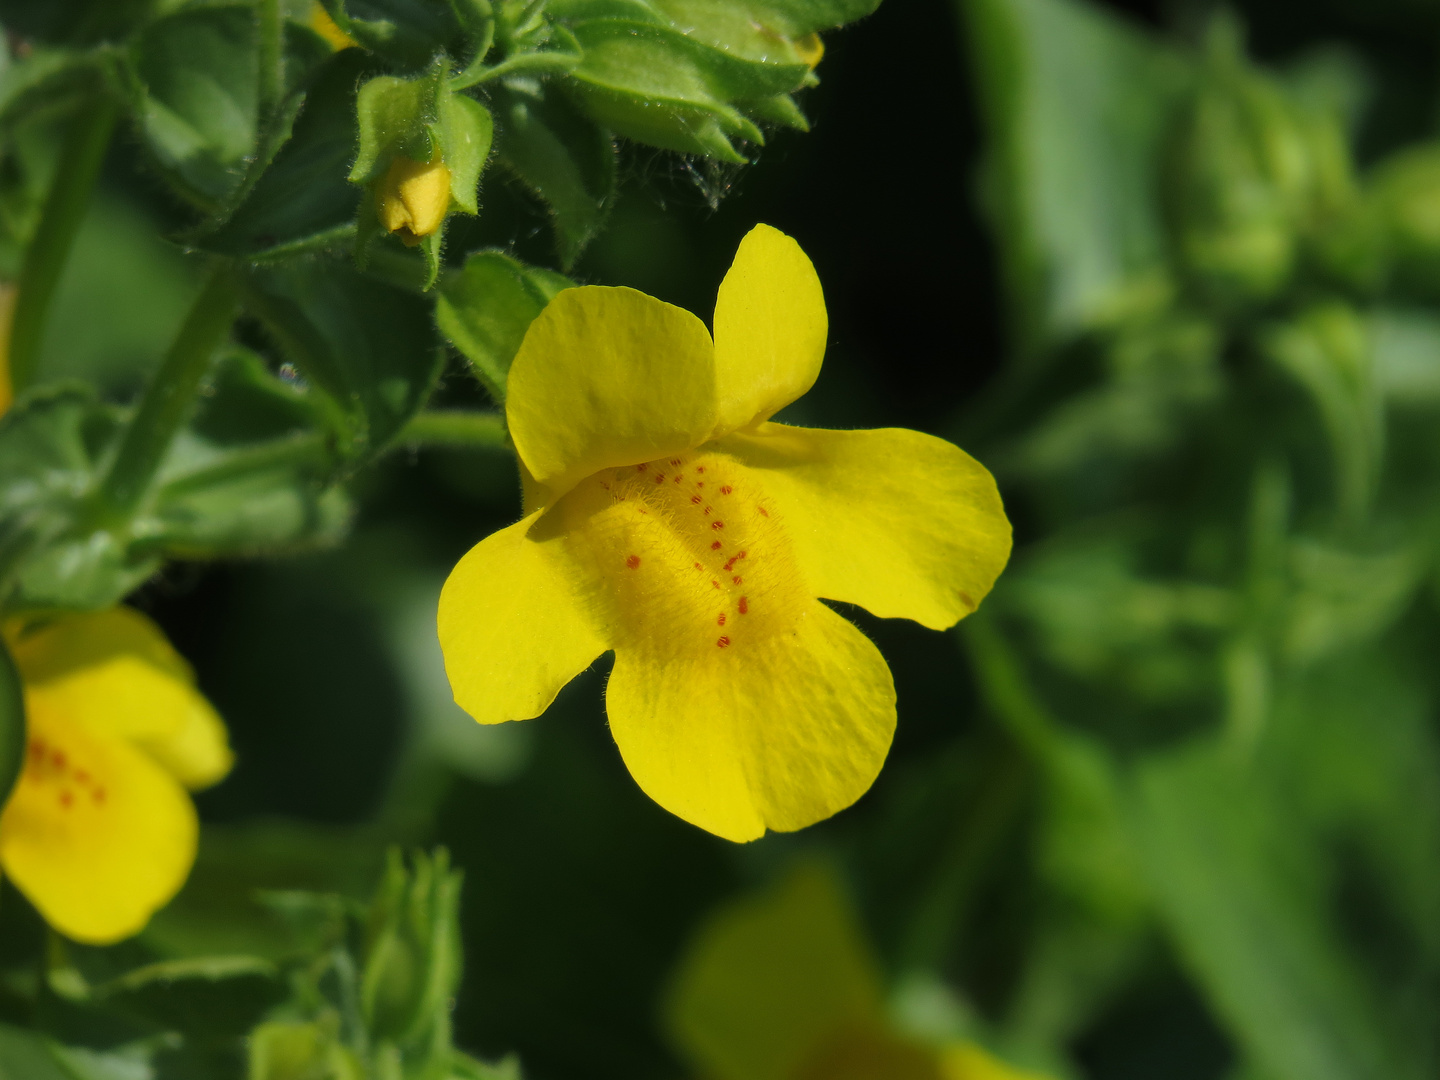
[550,450,811,655]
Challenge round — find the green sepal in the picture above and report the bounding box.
[741,93,810,132]
[492,83,615,268]
[436,249,575,402]
[563,19,803,161]
[0,636,25,816]
[438,91,494,215]
[350,66,446,187]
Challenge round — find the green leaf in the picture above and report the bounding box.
[238,255,444,459]
[0,1025,76,1080]
[127,4,260,210]
[435,250,574,402]
[0,636,24,815]
[0,384,158,612]
[493,83,615,267]
[198,50,367,261]
[1261,302,1381,523]
[94,956,287,1042]
[1135,736,1417,1080]
[962,0,1186,351]
[321,0,465,70]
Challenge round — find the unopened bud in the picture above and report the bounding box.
[375,154,453,246]
[792,33,824,69]
[309,3,357,51]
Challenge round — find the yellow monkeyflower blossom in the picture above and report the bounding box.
[667,863,1052,1080]
[376,153,453,246]
[438,224,1010,842]
[309,2,358,51]
[0,608,232,944]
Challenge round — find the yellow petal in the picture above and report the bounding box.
[0,700,197,943]
[506,286,718,499]
[713,224,828,432]
[792,33,825,69]
[717,423,1012,630]
[667,863,884,1080]
[7,609,232,790]
[606,600,895,842]
[438,509,608,725]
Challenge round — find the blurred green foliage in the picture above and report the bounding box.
[3,0,1440,1077]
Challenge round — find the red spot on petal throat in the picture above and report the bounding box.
[626,555,641,569]
[711,521,724,530]
[720,485,733,495]
[59,791,73,809]
[691,495,702,504]
[739,597,749,614]
[711,541,722,550]
[670,459,682,466]
[716,636,730,648]
[717,613,727,626]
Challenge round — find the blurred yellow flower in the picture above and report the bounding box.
[309,2,357,51]
[0,281,15,417]
[438,224,1010,842]
[0,608,232,944]
[666,863,1051,1080]
[376,153,453,246]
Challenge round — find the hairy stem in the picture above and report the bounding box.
[8,95,118,393]
[93,268,239,521]
[395,409,508,449]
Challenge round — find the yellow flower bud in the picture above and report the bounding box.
[310,2,358,51]
[375,153,453,246]
[793,33,824,69]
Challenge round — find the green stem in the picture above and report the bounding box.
[93,268,238,521]
[8,95,118,393]
[395,409,508,449]
[449,49,579,91]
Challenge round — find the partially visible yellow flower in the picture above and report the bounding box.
[376,153,453,246]
[0,281,15,417]
[438,223,1011,842]
[0,608,232,944]
[666,864,1052,1080]
[792,33,824,69]
[309,2,358,51]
